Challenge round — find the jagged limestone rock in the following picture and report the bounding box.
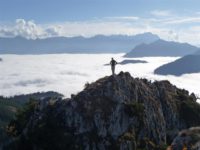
[169,127,200,150]
[5,72,200,150]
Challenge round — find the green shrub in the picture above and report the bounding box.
[6,98,38,137]
[124,102,144,118]
[180,100,200,127]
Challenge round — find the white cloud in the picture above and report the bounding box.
[104,16,139,21]
[151,10,172,17]
[0,54,200,102]
[14,79,48,87]
[0,19,143,38]
[0,28,15,37]
[50,21,141,37]
[0,17,168,39]
[1,14,200,45]
[15,19,46,39]
[0,19,46,39]
[164,17,200,24]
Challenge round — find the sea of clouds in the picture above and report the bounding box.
[0,54,200,102]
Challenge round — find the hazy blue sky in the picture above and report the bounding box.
[0,0,200,45]
[0,0,199,22]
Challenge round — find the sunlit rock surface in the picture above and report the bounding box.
[5,72,200,150]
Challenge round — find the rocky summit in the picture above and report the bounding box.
[5,72,200,150]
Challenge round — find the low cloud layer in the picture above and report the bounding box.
[14,79,48,87]
[0,54,200,104]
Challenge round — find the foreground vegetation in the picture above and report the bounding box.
[0,92,63,148]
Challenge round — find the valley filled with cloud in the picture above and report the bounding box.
[1,54,200,103]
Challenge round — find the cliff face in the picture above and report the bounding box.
[170,127,200,150]
[5,72,200,150]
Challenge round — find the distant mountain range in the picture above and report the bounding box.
[0,32,159,54]
[124,39,200,57]
[154,54,200,76]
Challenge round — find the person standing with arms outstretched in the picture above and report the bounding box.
[110,58,117,75]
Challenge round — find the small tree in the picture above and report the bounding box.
[6,98,38,137]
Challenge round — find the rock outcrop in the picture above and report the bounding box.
[169,127,200,150]
[5,72,200,150]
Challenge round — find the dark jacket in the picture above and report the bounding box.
[110,59,117,66]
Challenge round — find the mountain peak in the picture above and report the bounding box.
[154,54,200,76]
[124,39,200,57]
[6,72,200,149]
[134,32,159,38]
[0,32,159,54]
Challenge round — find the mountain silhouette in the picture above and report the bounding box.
[124,39,199,57]
[0,33,159,54]
[154,55,200,76]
